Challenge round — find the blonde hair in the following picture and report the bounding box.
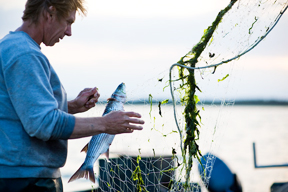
[22,0,87,24]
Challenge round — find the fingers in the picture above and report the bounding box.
[123,128,134,133]
[103,111,145,134]
[127,117,145,125]
[120,119,144,130]
[122,112,144,131]
[87,87,100,99]
[123,112,145,128]
[115,125,142,134]
[124,111,142,118]
[84,87,100,107]
[90,87,98,96]
[120,126,141,134]
[85,97,99,108]
[79,88,91,94]
[81,87,99,98]
[85,102,96,109]
[126,124,144,131]
[116,111,145,126]
[85,97,98,106]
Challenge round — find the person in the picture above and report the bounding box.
[0,0,144,191]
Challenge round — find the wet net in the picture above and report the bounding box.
[70,0,288,191]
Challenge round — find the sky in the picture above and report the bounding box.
[0,0,288,102]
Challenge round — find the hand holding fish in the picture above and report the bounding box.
[68,83,145,183]
[102,111,144,134]
[68,87,100,114]
[69,83,144,139]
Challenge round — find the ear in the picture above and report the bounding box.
[45,6,56,22]
[48,6,56,14]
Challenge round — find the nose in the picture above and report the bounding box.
[65,25,72,36]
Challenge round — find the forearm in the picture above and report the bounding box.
[68,111,145,139]
[69,116,105,139]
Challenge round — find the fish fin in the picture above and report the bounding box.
[68,163,95,183]
[81,143,89,153]
[102,148,110,162]
[105,148,110,159]
[107,97,116,101]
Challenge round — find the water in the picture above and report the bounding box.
[61,104,288,192]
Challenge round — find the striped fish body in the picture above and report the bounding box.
[68,83,126,183]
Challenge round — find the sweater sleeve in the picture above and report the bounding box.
[3,52,75,141]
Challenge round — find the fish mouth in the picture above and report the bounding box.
[120,82,125,88]
[117,83,126,93]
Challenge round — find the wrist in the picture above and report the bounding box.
[68,100,77,114]
[98,116,107,133]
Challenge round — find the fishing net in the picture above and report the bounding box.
[68,0,288,191]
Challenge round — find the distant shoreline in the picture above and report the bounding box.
[92,99,288,106]
[199,100,288,106]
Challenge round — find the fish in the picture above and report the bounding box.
[68,82,127,183]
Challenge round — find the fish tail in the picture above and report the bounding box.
[68,163,95,183]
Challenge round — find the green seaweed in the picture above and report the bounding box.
[218,74,229,82]
[249,16,258,34]
[132,155,148,192]
[175,0,237,188]
[148,94,153,118]
[158,99,169,117]
[152,124,177,137]
[172,147,180,167]
[158,102,162,117]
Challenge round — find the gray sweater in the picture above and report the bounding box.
[0,31,75,178]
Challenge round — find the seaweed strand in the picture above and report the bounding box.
[172,0,238,188]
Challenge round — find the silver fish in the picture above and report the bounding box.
[68,82,126,183]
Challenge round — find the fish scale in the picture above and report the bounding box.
[85,133,114,163]
[68,83,126,183]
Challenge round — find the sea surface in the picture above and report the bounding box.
[61,104,288,192]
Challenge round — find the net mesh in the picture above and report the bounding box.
[73,0,288,191]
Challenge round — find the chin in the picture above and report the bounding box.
[44,42,57,47]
